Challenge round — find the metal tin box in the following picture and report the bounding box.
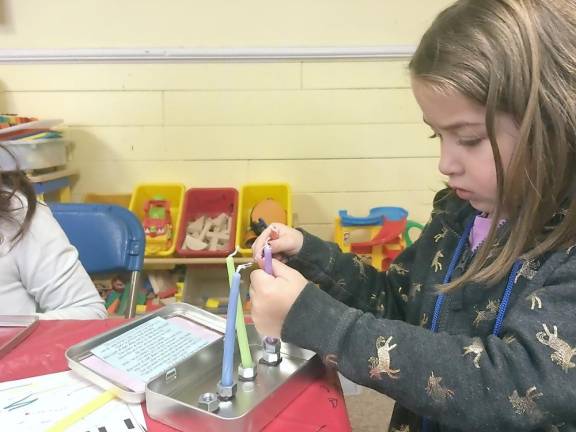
[0,315,39,359]
[66,303,322,431]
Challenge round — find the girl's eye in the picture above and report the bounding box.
[459,137,483,147]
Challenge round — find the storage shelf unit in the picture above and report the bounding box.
[143,257,255,308]
[144,257,252,266]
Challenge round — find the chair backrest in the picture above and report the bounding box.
[48,203,145,274]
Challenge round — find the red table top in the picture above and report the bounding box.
[0,319,351,432]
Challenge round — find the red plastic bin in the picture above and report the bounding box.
[176,188,238,257]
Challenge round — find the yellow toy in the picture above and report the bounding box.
[333,207,423,271]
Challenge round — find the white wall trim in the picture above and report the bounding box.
[0,46,415,63]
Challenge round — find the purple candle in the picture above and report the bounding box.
[263,243,273,275]
[221,271,241,387]
[263,243,280,344]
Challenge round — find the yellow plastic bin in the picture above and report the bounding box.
[84,193,132,208]
[235,183,292,256]
[129,183,186,257]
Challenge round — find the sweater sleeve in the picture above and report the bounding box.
[285,229,414,320]
[14,204,107,320]
[285,188,457,320]
[281,251,576,431]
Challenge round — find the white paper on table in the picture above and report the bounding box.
[0,371,146,432]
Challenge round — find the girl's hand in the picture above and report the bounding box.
[251,223,304,268]
[249,259,308,338]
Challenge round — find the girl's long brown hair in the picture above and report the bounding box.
[410,0,576,290]
[0,144,37,244]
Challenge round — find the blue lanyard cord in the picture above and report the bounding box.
[492,259,522,336]
[423,220,522,432]
[423,218,475,432]
[430,218,475,333]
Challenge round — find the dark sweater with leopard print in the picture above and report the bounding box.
[282,189,576,432]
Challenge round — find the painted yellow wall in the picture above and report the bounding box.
[1,0,451,47]
[0,1,454,239]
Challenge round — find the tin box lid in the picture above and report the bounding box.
[0,315,39,359]
[65,303,225,403]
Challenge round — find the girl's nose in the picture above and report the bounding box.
[438,141,463,177]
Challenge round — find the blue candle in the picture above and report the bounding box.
[221,271,241,387]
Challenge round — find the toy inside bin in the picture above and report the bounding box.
[176,188,238,257]
[129,183,185,257]
[236,183,292,256]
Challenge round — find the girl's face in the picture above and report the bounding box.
[411,78,519,216]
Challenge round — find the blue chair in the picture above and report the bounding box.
[48,203,145,318]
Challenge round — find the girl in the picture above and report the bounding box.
[249,1,576,431]
[0,144,106,319]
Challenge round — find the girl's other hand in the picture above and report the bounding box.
[251,223,304,268]
[249,259,308,338]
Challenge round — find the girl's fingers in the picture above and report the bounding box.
[249,268,274,287]
[269,258,292,277]
[269,225,280,240]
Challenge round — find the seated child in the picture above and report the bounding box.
[0,146,106,319]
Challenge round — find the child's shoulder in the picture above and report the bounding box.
[540,245,576,285]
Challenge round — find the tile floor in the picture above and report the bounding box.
[340,375,395,431]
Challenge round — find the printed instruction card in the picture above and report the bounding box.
[91,316,218,382]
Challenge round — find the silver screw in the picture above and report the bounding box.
[217,381,238,401]
[238,364,257,381]
[197,392,219,413]
[259,337,282,366]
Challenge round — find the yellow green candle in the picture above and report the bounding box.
[226,253,253,369]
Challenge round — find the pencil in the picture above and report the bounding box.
[46,389,116,432]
